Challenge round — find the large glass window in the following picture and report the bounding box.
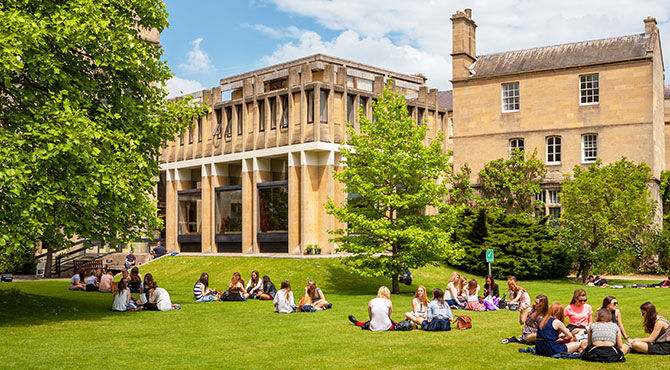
[320,90,328,123]
[502,82,520,112]
[306,90,314,123]
[258,183,288,232]
[280,95,289,128]
[178,192,201,235]
[215,188,242,234]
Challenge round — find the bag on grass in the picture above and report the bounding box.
[394,319,414,331]
[298,296,312,306]
[508,303,519,311]
[299,304,316,312]
[498,294,507,310]
[421,318,451,331]
[581,345,626,363]
[455,315,472,330]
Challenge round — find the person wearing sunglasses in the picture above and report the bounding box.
[602,296,628,340]
[564,288,592,336]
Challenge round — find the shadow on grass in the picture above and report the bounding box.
[321,260,417,296]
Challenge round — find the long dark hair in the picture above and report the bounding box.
[602,296,616,310]
[432,288,445,308]
[280,280,291,299]
[75,267,86,279]
[262,275,271,288]
[530,294,549,321]
[485,275,495,292]
[115,279,127,296]
[570,289,587,305]
[197,273,209,288]
[130,266,141,283]
[144,273,157,291]
[641,302,658,333]
[250,270,260,286]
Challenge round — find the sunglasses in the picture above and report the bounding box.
[578,299,587,303]
[612,302,618,306]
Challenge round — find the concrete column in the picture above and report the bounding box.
[201,164,215,253]
[165,169,178,251]
[300,151,320,251]
[318,151,336,253]
[288,152,302,254]
[241,158,254,253]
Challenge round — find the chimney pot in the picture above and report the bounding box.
[644,16,657,35]
[465,8,472,18]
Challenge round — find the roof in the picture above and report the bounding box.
[470,34,652,78]
[665,85,670,99]
[438,90,453,111]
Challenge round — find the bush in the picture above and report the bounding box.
[0,247,37,274]
[448,210,571,279]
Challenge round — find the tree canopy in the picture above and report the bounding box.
[0,0,207,265]
[325,81,458,293]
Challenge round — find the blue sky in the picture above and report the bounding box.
[162,0,670,98]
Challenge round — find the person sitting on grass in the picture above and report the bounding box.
[193,273,221,302]
[69,268,86,291]
[145,282,179,311]
[257,275,277,300]
[141,273,157,305]
[111,279,138,312]
[85,270,99,292]
[586,275,608,287]
[223,272,246,301]
[602,296,628,340]
[128,267,142,294]
[507,275,531,311]
[405,285,429,324]
[348,286,395,331]
[484,274,499,298]
[463,279,486,311]
[120,268,129,284]
[99,270,114,293]
[305,280,331,309]
[534,302,584,357]
[622,302,670,355]
[564,288,592,336]
[420,288,453,331]
[245,270,263,299]
[445,272,465,308]
[502,294,548,344]
[273,280,295,313]
[581,308,625,362]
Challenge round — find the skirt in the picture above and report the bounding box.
[421,318,451,331]
[466,301,485,311]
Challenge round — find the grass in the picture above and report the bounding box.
[1,257,669,369]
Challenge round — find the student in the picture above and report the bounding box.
[564,288,592,336]
[602,296,628,340]
[257,275,277,300]
[507,276,531,311]
[405,285,429,324]
[622,302,670,355]
[483,274,499,298]
[348,286,395,331]
[128,267,142,294]
[502,294,548,344]
[124,250,136,270]
[305,280,331,309]
[69,268,87,291]
[141,273,157,305]
[535,302,584,356]
[99,270,114,293]
[586,275,609,287]
[120,268,129,283]
[463,279,486,311]
[245,270,263,299]
[151,241,167,259]
[445,272,465,308]
[145,285,177,311]
[399,267,413,286]
[85,270,99,292]
[193,273,221,302]
[581,308,625,362]
[646,276,670,288]
[223,272,246,301]
[111,279,137,312]
[273,280,295,313]
[420,288,454,331]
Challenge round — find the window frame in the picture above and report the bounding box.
[509,138,525,156]
[581,133,598,163]
[258,100,265,132]
[501,82,520,113]
[319,89,328,123]
[546,136,562,165]
[236,105,243,136]
[579,73,599,106]
[279,95,289,129]
[306,90,314,124]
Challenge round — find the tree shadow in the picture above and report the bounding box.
[321,261,416,296]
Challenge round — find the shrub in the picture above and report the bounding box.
[449,210,571,279]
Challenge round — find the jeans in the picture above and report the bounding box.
[196,295,217,302]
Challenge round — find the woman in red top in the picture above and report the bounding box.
[564,289,592,336]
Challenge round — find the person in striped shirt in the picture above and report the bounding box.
[193,273,221,302]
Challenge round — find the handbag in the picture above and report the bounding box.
[455,315,472,330]
[508,303,519,311]
[298,295,312,307]
[394,319,414,331]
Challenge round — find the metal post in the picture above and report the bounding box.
[488,262,491,276]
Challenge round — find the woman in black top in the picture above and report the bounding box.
[484,275,499,298]
[128,267,142,294]
[257,275,277,300]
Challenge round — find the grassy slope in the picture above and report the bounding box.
[1,257,669,369]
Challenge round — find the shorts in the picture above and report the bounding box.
[647,342,670,355]
[566,324,586,332]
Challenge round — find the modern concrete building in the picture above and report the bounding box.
[159,55,450,254]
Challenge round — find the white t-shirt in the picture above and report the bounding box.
[150,287,172,311]
[112,289,129,311]
[369,297,392,331]
[273,289,295,313]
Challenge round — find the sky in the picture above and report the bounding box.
[161,0,670,98]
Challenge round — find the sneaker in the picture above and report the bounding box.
[501,338,510,344]
[348,314,357,324]
[326,303,333,309]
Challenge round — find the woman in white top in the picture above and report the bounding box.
[244,270,263,299]
[111,280,137,312]
[348,286,395,331]
[507,275,531,310]
[148,287,175,311]
[273,280,295,313]
[445,272,465,308]
[406,285,429,325]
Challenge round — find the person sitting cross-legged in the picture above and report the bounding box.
[348,286,396,331]
[622,302,670,355]
[419,288,454,331]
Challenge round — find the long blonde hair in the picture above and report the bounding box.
[507,275,523,294]
[448,272,460,284]
[414,285,429,306]
[458,277,468,295]
[377,286,391,300]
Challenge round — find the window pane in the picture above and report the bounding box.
[280,95,289,128]
[270,97,277,129]
[307,91,314,123]
[178,193,201,234]
[320,90,328,123]
[347,94,355,126]
[258,101,265,132]
[258,185,288,232]
[236,105,243,135]
[215,190,242,233]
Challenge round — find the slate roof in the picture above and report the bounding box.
[437,90,453,111]
[470,34,652,78]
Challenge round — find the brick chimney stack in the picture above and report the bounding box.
[451,8,477,81]
[644,16,657,35]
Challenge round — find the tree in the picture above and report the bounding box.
[561,159,656,282]
[325,81,458,294]
[477,149,546,214]
[449,163,475,207]
[0,0,207,275]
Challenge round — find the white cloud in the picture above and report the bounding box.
[241,23,305,39]
[179,38,213,72]
[164,76,205,99]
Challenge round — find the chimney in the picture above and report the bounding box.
[644,16,657,35]
[451,9,477,81]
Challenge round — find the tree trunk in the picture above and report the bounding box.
[575,259,584,281]
[391,274,400,294]
[581,261,592,283]
[44,243,53,278]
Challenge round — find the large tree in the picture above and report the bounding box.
[325,82,458,294]
[561,159,656,281]
[0,0,207,275]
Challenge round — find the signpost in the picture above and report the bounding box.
[486,249,494,275]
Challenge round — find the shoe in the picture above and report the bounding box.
[502,338,510,344]
[348,314,357,324]
[326,303,332,309]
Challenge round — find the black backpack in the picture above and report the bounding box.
[394,319,414,331]
[498,294,507,310]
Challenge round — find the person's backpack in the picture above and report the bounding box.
[508,303,519,311]
[394,319,414,331]
[299,304,316,312]
[455,315,472,330]
[498,294,508,310]
[399,275,412,286]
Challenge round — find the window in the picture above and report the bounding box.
[347,76,373,91]
[449,118,454,137]
[306,90,314,124]
[258,183,288,232]
[360,97,368,119]
[417,108,424,126]
[258,100,265,132]
[266,78,287,92]
[197,118,202,142]
[236,105,243,136]
[215,188,242,234]
[535,190,546,203]
[438,112,445,133]
[320,90,328,123]
[280,95,288,128]
[225,107,232,138]
[580,74,599,104]
[347,76,355,88]
[546,136,561,164]
[178,192,201,234]
[371,98,377,122]
[179,132,184,146]
[548,190,560,204]
[502,82,520,112]
[509,138,524,155]
[270,97,277,130]
[582,134,598,163]
[188,124,194,144]
[215,109,222,139]
[347,94,355,126]
[548,207,561,218]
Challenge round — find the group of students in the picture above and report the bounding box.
[505,288,669,362]
[192,271,332,313]
[69,267,115,293]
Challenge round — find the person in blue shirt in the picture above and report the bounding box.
[124,250,136,269]
[151,241,167,259]
[419,288,454,331]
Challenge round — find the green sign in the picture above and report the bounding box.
[486,249,494,263]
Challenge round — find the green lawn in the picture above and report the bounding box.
[1,257,669,369]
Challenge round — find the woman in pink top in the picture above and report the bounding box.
[564,289,592,336]
[99,270,114,293]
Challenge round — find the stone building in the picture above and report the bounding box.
[450,9,667,219]
[159,55,450,254]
